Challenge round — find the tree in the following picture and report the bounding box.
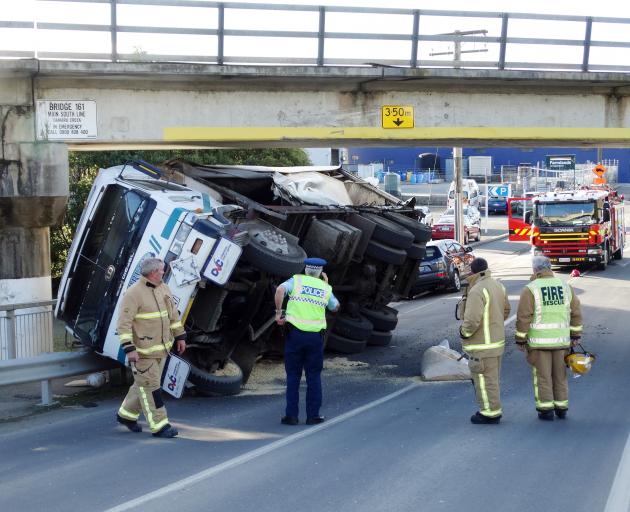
[51,148,312,278]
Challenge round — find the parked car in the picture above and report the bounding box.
[415,205,433,226]
[409,239,475,297]
[488,196,508,214]
[431,208,481,244]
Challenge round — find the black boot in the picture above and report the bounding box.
[116,414,142,433]
[470,412,501,424]
[538,410,554,421]
[306,415,325,425]
[281,416,299,425]
[152,424,178,438]
[555,408,567,419]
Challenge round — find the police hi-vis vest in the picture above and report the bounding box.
[285,274,332,332]
[525,277,572,348]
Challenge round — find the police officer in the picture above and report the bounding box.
[459,258,511,424]
[116,258,186,438]
[274,257,340,425]
[515,256,583,420]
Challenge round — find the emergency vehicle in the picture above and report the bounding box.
[508,185,625,270]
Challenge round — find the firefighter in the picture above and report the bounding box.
[116,258,186,438]
[515,255,583,420]
[459,258,511,424]
[274,257,340,426]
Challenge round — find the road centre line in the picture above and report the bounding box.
[105,383,419,512]
[504,314,516,326]
[604,432,630,512]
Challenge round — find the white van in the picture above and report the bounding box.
[447,179,480,209]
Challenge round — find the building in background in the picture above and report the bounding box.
[345,147,630,183]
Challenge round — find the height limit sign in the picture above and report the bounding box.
[36,100,97,140]
[381,105,414,129]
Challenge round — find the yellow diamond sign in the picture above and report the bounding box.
[381,105,414,129]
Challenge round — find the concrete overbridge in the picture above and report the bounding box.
[2,58,630,306]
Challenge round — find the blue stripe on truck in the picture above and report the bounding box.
[161,208,186,240]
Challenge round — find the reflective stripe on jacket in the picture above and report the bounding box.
[117,276,186,359]
[515,270,583,349]
[285,274,332,332]
[459,270,511,358]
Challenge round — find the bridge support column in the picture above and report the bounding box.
[1,98,68,357]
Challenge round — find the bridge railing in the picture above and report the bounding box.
[0,300,56,361]
[2,1,630,72]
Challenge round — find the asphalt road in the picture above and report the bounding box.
[2,224,630,512]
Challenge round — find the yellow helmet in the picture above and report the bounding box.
[565,347,596,375]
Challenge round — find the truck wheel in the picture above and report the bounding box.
[362,213,414,249]
[365,239,407,265]
[367,329,393,347]
[406,242,427,260]
[614,245,623,260]
[360,305,398,332]
[326,332,367,354]
[239,221,306,277]
[597,245,609,271]
[331,314,373,341]
[188,359,243,396]
[230,342,260,385]
[382,212,432,243]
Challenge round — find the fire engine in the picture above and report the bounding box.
[508,185,625,270]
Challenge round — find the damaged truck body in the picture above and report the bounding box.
[55,160,431,395]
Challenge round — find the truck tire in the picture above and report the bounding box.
[597,244,609,271]
[406,242,427,260]
[230,342,259,385]
[614,244,623,260]
[239,221,306,277]
[331,314,373,341]
[360,305,398,332]
[365,239,407,265]
[367,329,393,347]
[383,212,432,243]
[188,359,243,396]
[362,213,414,249]
[326,332,367,354]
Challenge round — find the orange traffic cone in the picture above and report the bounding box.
[570,269,581,278]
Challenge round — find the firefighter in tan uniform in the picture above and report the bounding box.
[515,256,583,421]
[459,258,511,424]
[116,258,186,438]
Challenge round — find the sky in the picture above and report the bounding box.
[2,0,630,67]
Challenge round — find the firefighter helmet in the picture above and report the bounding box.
[565,346,596,375]
[570,269,581,278]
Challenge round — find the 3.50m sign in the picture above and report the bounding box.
[381,105,414,129]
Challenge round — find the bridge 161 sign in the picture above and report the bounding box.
[36,100,97,140]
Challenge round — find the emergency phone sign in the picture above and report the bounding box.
[36,100,97,140]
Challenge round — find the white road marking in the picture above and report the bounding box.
[604,432,630,512]
[105,383,419,512]
[504,314,517,326]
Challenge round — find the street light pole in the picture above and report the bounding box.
[454,147,465,244]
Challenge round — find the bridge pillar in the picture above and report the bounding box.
[0,89,68,357]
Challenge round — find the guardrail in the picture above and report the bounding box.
[0,351,120,406]
[2,1,630,72]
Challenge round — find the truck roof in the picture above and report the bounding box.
[534,188,610,203]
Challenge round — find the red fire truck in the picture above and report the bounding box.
[508,186,625,270]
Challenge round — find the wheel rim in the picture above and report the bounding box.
[453,271,460,290]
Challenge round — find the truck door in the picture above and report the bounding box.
[508,197,533,242]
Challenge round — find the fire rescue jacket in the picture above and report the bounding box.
[117,276,186,359]
[515,269,583,349]
[459,270,511,357]
[285,274,332,332]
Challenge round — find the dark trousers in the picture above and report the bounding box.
[284,326,324,418]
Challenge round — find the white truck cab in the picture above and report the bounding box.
[447,179,480,209]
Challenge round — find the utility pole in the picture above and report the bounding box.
[453,147,465,244]
[429,29,488,68]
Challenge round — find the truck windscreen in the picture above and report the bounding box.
[534,202,596,226]
[60,185,153,350]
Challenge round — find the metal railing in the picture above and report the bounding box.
[2,1,630,72]
[0,300,56,361]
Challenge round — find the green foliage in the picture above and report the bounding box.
[50,148,312,278]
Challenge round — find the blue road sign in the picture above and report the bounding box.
[488,185,510,197]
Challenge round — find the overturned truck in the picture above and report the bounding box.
[56,160,431,395]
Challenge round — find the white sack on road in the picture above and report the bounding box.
[421,345,471,381]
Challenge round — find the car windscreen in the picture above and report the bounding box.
[534,201,596,226]
[422,246,440,261]
[60,185,154,350]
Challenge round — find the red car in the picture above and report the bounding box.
[431,209,481,244]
